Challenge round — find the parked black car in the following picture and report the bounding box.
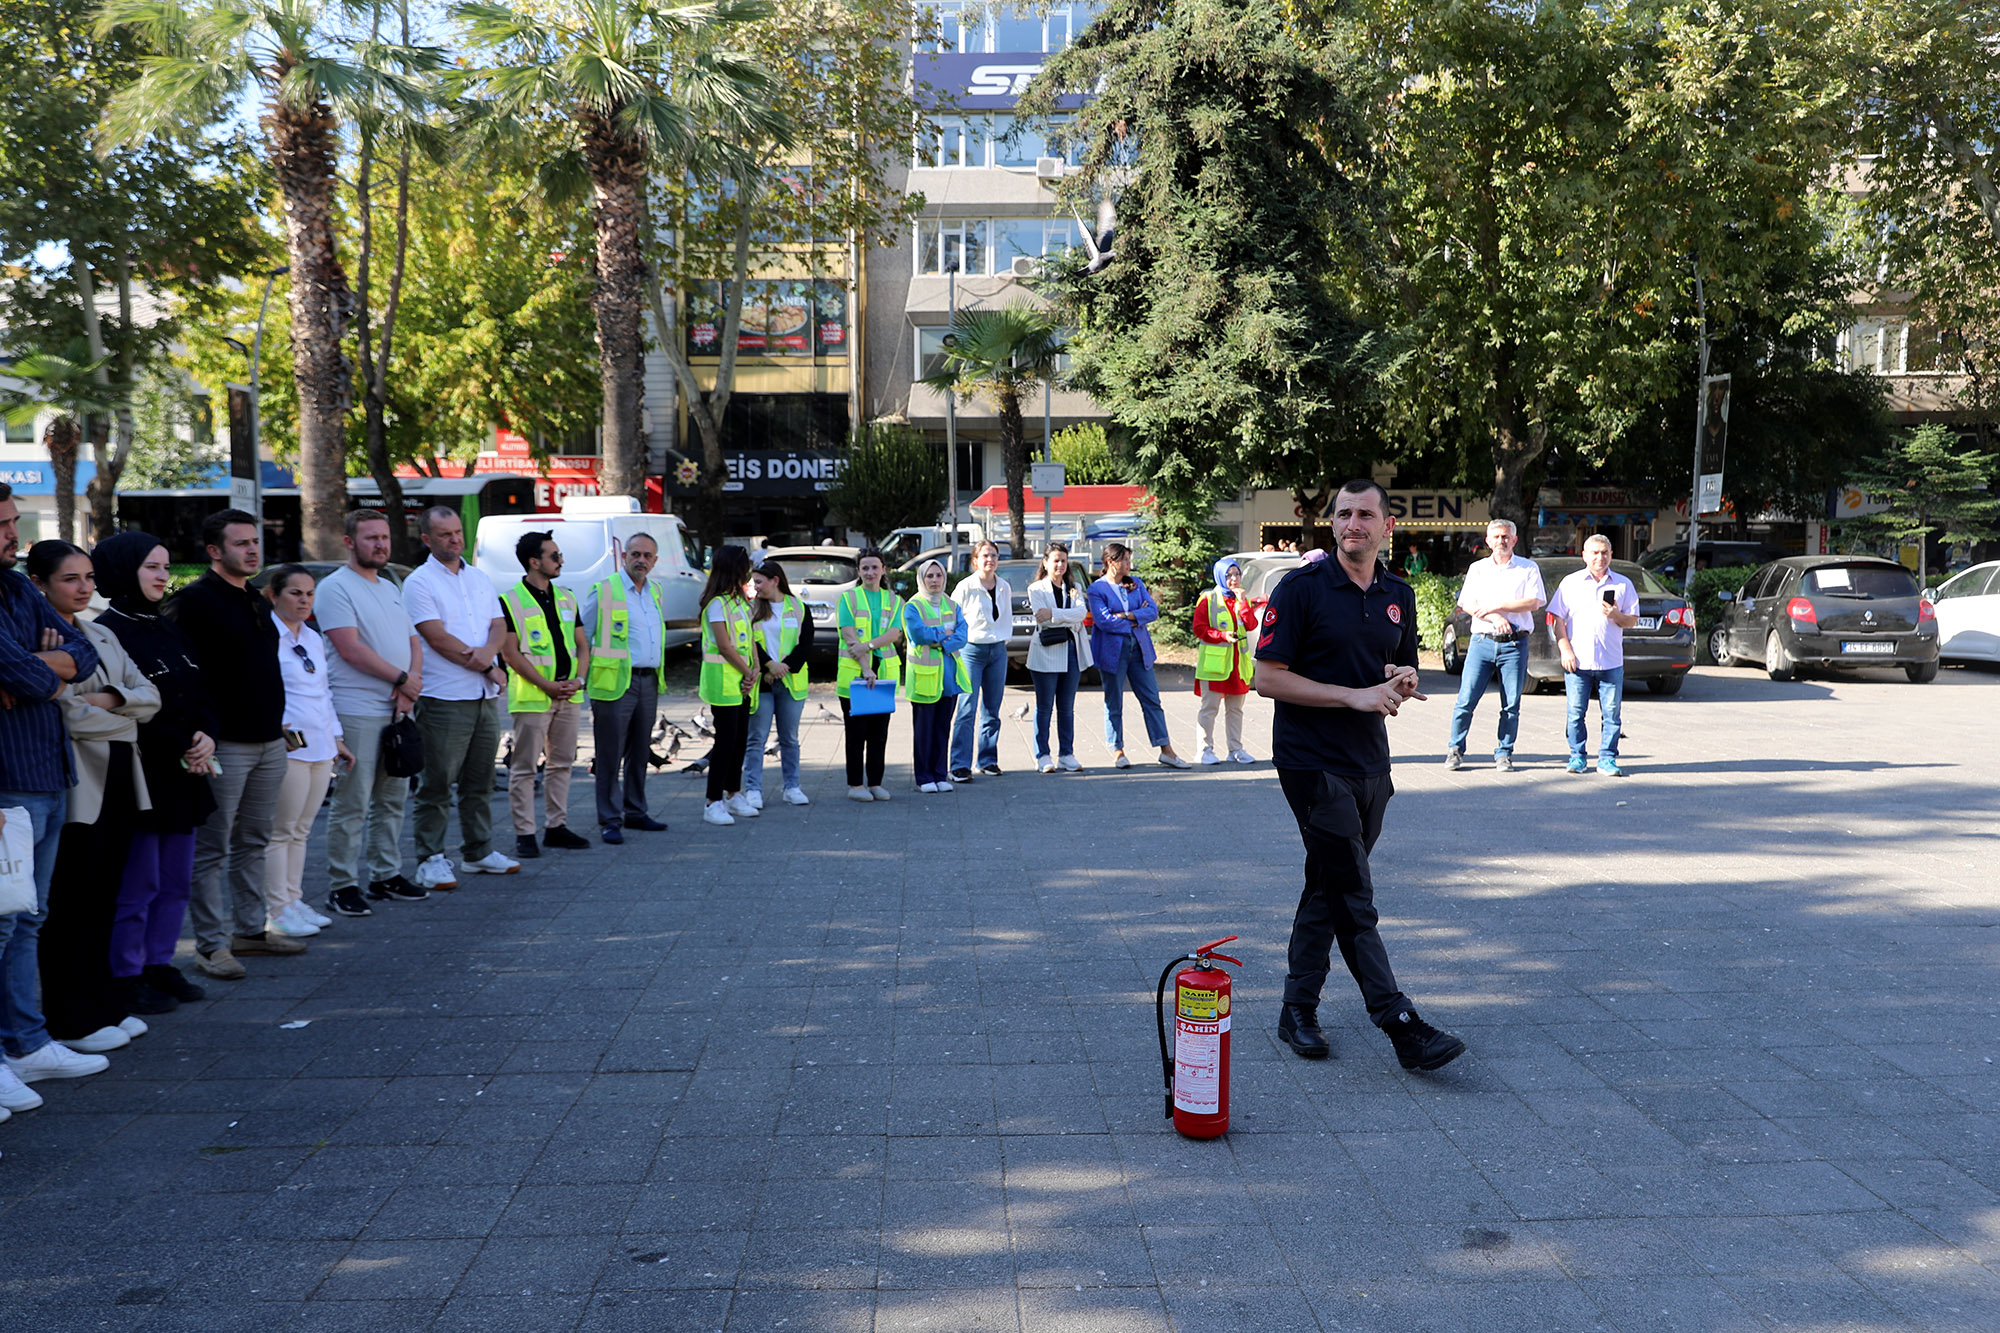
[1708,556,1939,682]
[1440,557,1696,695]
[1637,540,1782,582]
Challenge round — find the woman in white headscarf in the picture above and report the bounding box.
[1190,555,1256,764]
[901,559,969,792]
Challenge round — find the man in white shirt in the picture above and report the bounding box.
[948,540,1012,781]
[1546,533,1640,776]
[318,509,427,915]
[1445,519,1546,773]
[402,506,518,887]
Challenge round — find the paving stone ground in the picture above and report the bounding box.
[6,658,2000,1333]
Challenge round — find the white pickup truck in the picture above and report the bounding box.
[472,496,706,647]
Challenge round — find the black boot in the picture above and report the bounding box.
[120,974,179,1014]
[1385,1008,1466,1071]
[1277,1002,1332,1059]
[143,964,206,1004]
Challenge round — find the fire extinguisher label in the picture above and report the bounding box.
[1177,986,1219,1021]
[1173,1015,1228,1113]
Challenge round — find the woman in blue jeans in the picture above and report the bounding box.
[1086,544,1191,770]
[1027,544,1091,772]
[742,560,814,807]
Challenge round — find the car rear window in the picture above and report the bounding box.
[774,556,857,587]
[1803,565,1919,598]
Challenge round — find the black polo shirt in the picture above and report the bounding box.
[1254,556,1419,778]
[161,569,284,744]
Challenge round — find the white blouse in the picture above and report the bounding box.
[274,612,343,762]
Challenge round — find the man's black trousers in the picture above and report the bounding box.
[1276,768,1411,1026]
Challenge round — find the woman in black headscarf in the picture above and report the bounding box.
[93,532,219,1008]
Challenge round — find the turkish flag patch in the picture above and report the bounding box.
[1386,603,1403,625]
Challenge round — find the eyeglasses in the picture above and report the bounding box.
[291,643,316,674]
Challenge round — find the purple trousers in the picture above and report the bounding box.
[111,828,196,978]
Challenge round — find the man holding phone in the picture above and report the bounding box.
[1546,534,1639,776]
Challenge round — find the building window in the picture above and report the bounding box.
[916,219,990,276]
[2,415,38,445]
[991,216,1080,269]
[916,2,1097,54]
[915,117,988,169]
[917,327,952,379]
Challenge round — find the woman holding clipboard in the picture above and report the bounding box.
[835,548,903,802]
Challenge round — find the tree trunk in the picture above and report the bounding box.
[355,127,418,564]
[46,416,80,544]
[581,110,648,504]
[87,255,139,543]
[1488,360,1547,539]
[267,92,356,560]
[1000,386,1027,551]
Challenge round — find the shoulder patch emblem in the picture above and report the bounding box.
[1260,604,1276,629]
[1386,603,1403,625]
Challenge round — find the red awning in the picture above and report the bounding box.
[968,484,1149,513]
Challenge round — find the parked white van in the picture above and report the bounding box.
[879,523,988,567]
[472,496,706,647]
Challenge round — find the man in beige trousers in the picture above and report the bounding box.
[498,531,593,858]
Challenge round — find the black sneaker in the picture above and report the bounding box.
[143,964,206,1003]
[949,768,974,783]
[515,834,542,859]
[1386,1008,1467,1071]
[543,825,591,850]
[1277,1002,1332,1059]
[327,886,373,917]
[978,764,1003,777]
[367,874,430,902]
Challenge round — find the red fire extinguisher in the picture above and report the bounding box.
[1155,935,1243,1139]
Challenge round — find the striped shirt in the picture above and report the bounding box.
[0,568,99,791]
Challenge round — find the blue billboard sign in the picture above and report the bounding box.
[913,52,1084,111]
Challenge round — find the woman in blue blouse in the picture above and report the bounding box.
[902,559,969,792]
[1087,543,1190,770]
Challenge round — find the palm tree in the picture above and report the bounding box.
[920,306,1067,551]
[452,0,788,503]
[95,0,439,558]
[1,345,120,544]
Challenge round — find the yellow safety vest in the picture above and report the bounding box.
[759,593,810,701]
[699,594,759,709]
[834,586,904,698]
[1193,590,1255,685]
[586,574,666,702]
[904,595,971,705]
[503,580,580,714]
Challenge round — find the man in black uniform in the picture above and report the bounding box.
[1254,480,1466,1071]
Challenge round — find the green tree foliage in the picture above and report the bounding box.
[1839,424,2000,581]
[1025,0,1377,550]
[918,305,1066,551]
[827,422,946,544]
[0,343,118,541]
[1133,504,1227,649]
[124,364,224,490]
[1048,422,1121,484]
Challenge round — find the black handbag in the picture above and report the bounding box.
[1038,625,1070,646]
[379,713,425,778]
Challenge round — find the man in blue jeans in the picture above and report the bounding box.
[0,481,111,1114]
[1547,534,1639,776]
[1444,520,1546,773]
[949,541,1012,781]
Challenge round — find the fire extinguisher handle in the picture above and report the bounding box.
[1155,954,1194,1121]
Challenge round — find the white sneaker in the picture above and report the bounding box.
[415,854,459,890]
[704,801,736,826]
[726,793,760,818]
[299,902,333,928]
[1057,755,1081,772]
[868,786,892,802]
[119,1016,149,1039]
[937,780,955,792]
[286,902,326,934]
[848,786,872,802]
[463,850,520,875]
[1037,757,1056,773]
[0,1064,43,1111]
[1198,748,1221,765]
[782,787,810,806]
[744,790,764,811]
[1230,749,1255,765]
[65,1026,131,1054]
[0,1103,9,1123]
[918,782,941,794]
[267,905,319,938]
[7,1041,110,1083]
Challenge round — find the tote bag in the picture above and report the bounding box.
[0,807,37,916]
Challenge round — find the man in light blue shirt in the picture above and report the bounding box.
[581,534,669,840]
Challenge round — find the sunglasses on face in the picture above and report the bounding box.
[292,643,316,674]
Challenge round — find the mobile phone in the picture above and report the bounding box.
[1601,588,1617,606]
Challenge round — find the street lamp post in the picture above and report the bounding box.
[946,266,959,570]
[224,267,289,527]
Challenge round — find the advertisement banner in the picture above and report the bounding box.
[685,280,845,359]
[912,52,1085,111]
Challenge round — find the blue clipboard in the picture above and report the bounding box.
[848,680,897,716]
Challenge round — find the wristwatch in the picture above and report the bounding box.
[393,671,409,689]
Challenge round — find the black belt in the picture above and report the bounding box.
[1473,631,1529,643]
[631,666,660,678]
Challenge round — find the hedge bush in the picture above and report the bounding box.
[1684,567,1757,661]
[1408,572,1465,651]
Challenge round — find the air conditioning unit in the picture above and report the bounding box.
[1034,157,1065,179]
[1010,255,1039,278]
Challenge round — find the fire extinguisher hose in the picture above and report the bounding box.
[1154,955,1195,1120]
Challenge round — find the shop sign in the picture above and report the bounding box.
[666,450,847,496]
[912,53,1085,111]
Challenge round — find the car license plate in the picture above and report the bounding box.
[1841,640,1896,654]
[1013,618,1036,632]
[1634,616,1659,631]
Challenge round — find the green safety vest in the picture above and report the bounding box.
[503,580,580,714]
[760,593,810,701]
[904,595,971,705]
[834,586,904,698]
[586,574,666,702]
[1193,589,1255,685]
[699,594,759,709]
